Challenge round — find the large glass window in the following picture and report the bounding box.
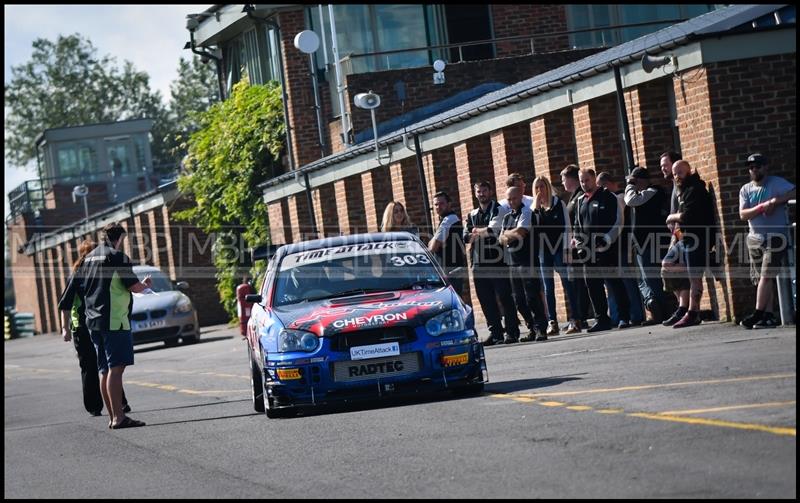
[55,142,98,181]
[105,142,132,176]
[566,5,720,49]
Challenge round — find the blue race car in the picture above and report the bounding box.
[244,232,488,418]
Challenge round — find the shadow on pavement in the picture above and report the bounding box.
[484,374,586,394]
[130,398,250,414]
[133,335,235,354]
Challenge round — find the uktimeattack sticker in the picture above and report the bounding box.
[350,342,401,360]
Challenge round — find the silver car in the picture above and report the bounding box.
[131,265,201,346]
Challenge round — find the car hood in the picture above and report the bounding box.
[131,291,185,312]
[273,288,454,336]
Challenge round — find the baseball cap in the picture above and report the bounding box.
[746,153,766,166]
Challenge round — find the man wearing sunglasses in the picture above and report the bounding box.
[738,153,795,329]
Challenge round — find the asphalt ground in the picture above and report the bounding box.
[4,321,796,498]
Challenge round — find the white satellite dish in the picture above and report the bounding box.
[294,30,320,54]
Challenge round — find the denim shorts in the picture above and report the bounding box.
[89,329,134,373]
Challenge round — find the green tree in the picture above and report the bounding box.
[161,56,219,168]
[4,34,171,169]
[176,81,285,319]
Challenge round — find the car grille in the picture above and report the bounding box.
[151,309,168,319]
[132,326,181,343]
[332,352,422,383]
[330,327,416,352]
[131,312,147,322]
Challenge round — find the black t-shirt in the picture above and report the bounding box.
[58,271,86,330]
[79,242,139,331]
[433,211,466,271]
[463,200,507,267]
[501,205,535,267]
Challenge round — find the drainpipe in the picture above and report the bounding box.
[187,28,225,101]
[328,5,351,147]
[613,65,635,173]
[413,134,433,233]
[249,11,317,237]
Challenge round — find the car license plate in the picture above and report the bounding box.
[350,342,400,360]
[134,319,166,331]
[333,352,421,383]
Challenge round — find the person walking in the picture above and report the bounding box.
[532,176,579,336]
[80,222,151,429]
[381,200,417,234]
[624,166,671,324]
[58,239,129,417]
[571,168,628,333]
[666,160,715,328]
[499,186,548,342]
[429,191,467,297]
[738,153,796,329]
[464,181,518,346]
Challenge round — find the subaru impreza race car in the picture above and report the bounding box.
[244,232,488,418]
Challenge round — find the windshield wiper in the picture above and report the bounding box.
[302,288,388,303]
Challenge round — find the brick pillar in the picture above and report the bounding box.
[491,5,568,57]
[161,206,177,280]
[312,183,339,237]
[335,175,368,235]
[361,165,393,232]
[531,108,577,191]
[453,136,494,318]
[573,94,625,181]
[120,220,134,262]
[490,123,535,195]
[389,158,426,231]
[287,194,314,243]
[45,248,60,334]
[278,9,327,168]
[137,212,153,265]
[422,147,458,234]
[149,208,171,271]
[268,199,292,245]
[624,80,674,172]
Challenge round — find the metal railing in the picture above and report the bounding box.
[336,18,689,76]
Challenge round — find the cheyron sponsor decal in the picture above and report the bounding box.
[332,312,408,329]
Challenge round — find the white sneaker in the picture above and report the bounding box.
[546,320,560,335]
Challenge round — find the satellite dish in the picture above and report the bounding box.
[433,59,446,73]
[294,30,320,54]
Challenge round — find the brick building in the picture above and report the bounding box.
[193,4,796,325]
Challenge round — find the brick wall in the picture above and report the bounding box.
[313,182,339,237]
[491,5,569,57]
[624,79,674,175]
[335,175,369,235]
[361,165,394,232]
[530,108,577,191]
[389,158,426,228]
[343,49,601,144]
[573,93,625,180]
[491,123,535,196]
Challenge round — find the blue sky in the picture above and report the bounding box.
[4,4,208,218]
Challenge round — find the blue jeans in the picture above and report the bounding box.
[606,278,644,324]
[636,241,667,306]
[539,250,578,323]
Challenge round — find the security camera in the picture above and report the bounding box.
[354,91,381,110]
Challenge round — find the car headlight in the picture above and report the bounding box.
[425,309,465,337]
[173,298,193,314]
[278,329,319,352]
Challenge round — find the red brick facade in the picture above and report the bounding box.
[491,4,569,57]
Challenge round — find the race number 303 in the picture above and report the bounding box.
[390,254,430,266]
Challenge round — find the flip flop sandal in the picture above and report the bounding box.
[111,417,146,429]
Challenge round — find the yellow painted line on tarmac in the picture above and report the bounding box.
[566,405,593,411]
[538,401,566,407]
[513,373,796,398]
[658,401,796,416]
[627,412,796,437]
[126,379,248,396]
[596,409,624,414]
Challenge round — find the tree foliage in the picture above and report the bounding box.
[175,80,285,319]
[4,34,169,168]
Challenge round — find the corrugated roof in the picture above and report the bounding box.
[262,4,790,189]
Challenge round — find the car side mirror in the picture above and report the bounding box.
[176,281,190,291]
[245,294,263,304]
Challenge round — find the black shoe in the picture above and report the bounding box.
[502,336,519,344]
[739,312,762,329]
[587,318,613,333]
[646,299,664,323]
[519,331,536,343]
[89,410,102,417]
[535,331,548,342]
[482,336,504,347]
[663,308,687,326]
[753,313,778,329]
[123,404,132,413]
[617,320,631,329]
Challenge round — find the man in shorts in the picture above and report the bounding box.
[81,222,152,429]
[738,153,795,328]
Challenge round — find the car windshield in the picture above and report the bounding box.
[135,270,173,293]
[273,240,445,306]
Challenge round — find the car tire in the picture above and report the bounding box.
[164,337,179,347]
[183,335,199,344]
[249,345,265,413]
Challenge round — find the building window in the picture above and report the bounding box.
[566,5,720,49]
[55,143,98,181]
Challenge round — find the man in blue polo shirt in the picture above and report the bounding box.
[81,222,151,429]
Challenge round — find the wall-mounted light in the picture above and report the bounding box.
[433,59,446,85]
